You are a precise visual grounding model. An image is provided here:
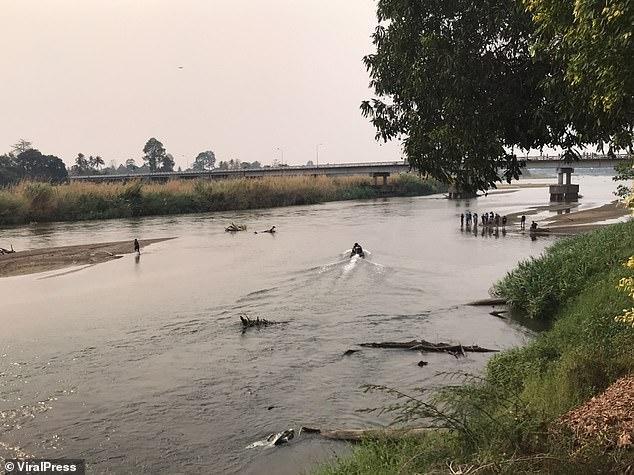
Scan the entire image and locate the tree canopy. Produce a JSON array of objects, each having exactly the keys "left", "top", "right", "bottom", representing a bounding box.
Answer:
[
  {"left": 70, "top": 153, "right": 106, "bottom": 176},
  {"left": 0, "top": 149, "right": 68, "bottom": 185},
  {"left": 142, "top": 138, "right": 168, "bottom": 172},
  {"left": 192, "top": 150, "right": 216, "bottom": 171},
  {"left": 363, "top": 0, "right": 633, "bottom": 191}
]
